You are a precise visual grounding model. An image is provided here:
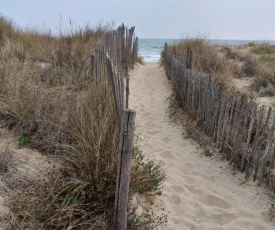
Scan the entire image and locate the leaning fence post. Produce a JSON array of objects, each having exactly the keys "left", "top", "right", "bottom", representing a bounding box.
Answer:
[{"left": 114, "top": 109, "right": 136, "bottom": 230}]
